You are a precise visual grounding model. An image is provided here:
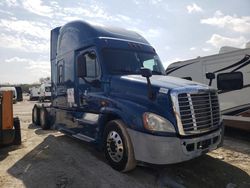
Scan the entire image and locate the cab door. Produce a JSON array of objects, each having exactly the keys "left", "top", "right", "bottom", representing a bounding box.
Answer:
[
  {"left": 75, "top": 48, "right": 103, "bottom": 138},
  {"left": 76, "top": 49, "right": 102, "bottom": 110}
]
